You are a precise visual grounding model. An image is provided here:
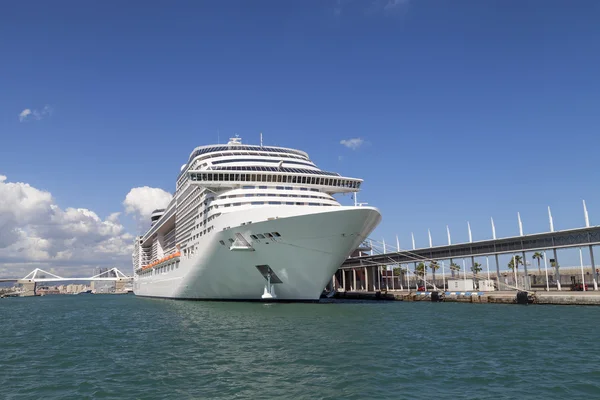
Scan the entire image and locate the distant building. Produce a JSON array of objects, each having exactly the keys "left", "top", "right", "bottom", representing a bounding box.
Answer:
[{"left": 91, "top": 280, "right": 115, "bottom": 293}]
